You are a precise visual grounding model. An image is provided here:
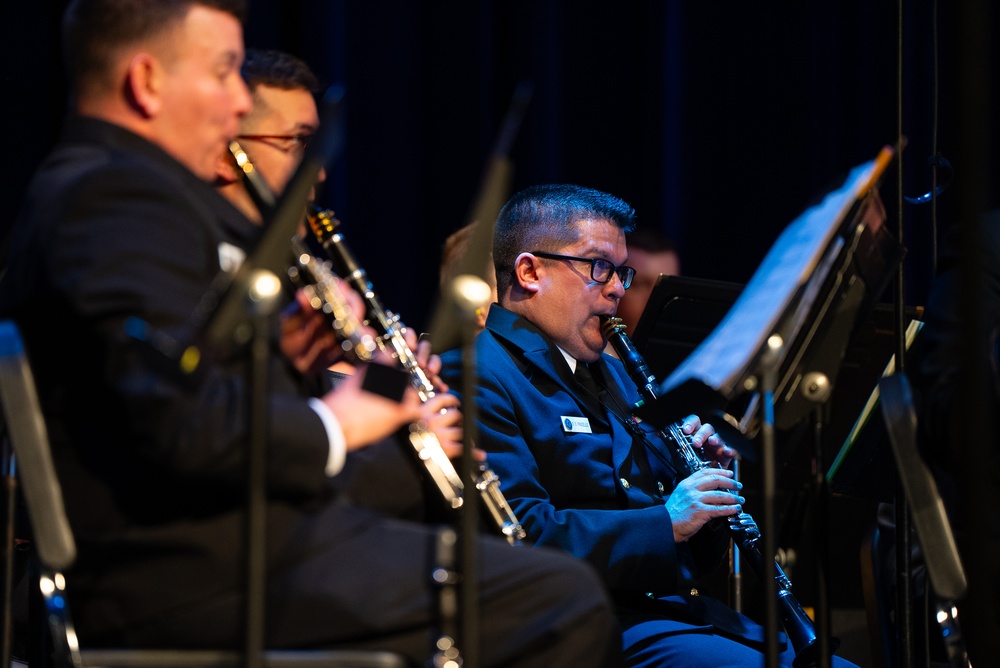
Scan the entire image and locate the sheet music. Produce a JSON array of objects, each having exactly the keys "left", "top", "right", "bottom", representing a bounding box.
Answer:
[{"left": 661, "top": 157, "right": 883, "bottom": 399}]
